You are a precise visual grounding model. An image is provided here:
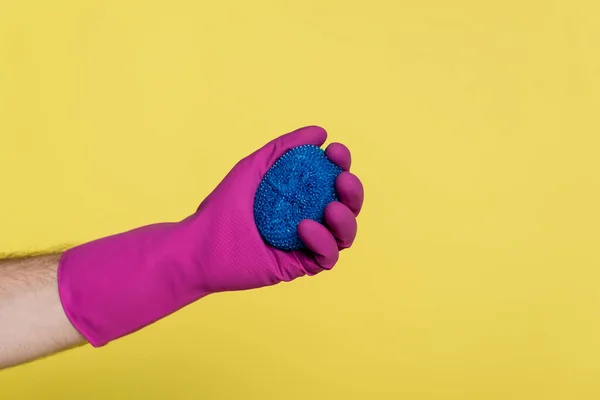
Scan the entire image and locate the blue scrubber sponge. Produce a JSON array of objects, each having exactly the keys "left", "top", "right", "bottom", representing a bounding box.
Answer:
[{"left": 254, "top": 144, "right": 343, "bottom": 251}]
